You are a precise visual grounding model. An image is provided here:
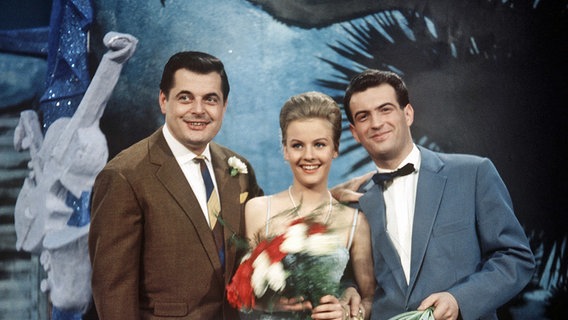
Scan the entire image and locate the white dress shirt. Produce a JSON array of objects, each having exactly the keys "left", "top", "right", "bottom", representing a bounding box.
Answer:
[
  {"left": 378, "top": 144, "right": 421, "bottom": 284},
  {"left": 162, "top": 125, "right": 220, "bottom": 227}
]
